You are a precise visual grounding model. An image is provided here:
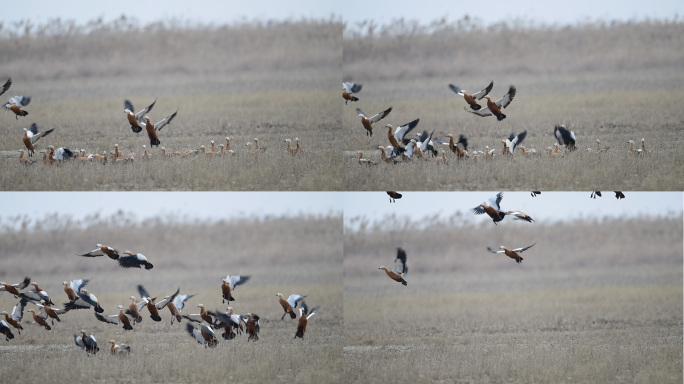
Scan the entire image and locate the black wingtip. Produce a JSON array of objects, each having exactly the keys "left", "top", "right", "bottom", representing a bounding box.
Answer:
[{"left": 130, "top": 125, "right": 142, "bottom": 133}]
